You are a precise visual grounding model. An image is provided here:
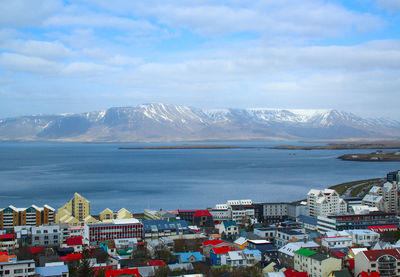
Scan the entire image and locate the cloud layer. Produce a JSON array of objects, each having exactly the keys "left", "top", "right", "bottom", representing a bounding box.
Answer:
[{"left": 0, "top": 0, "right": 399, "bottom": 118}]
